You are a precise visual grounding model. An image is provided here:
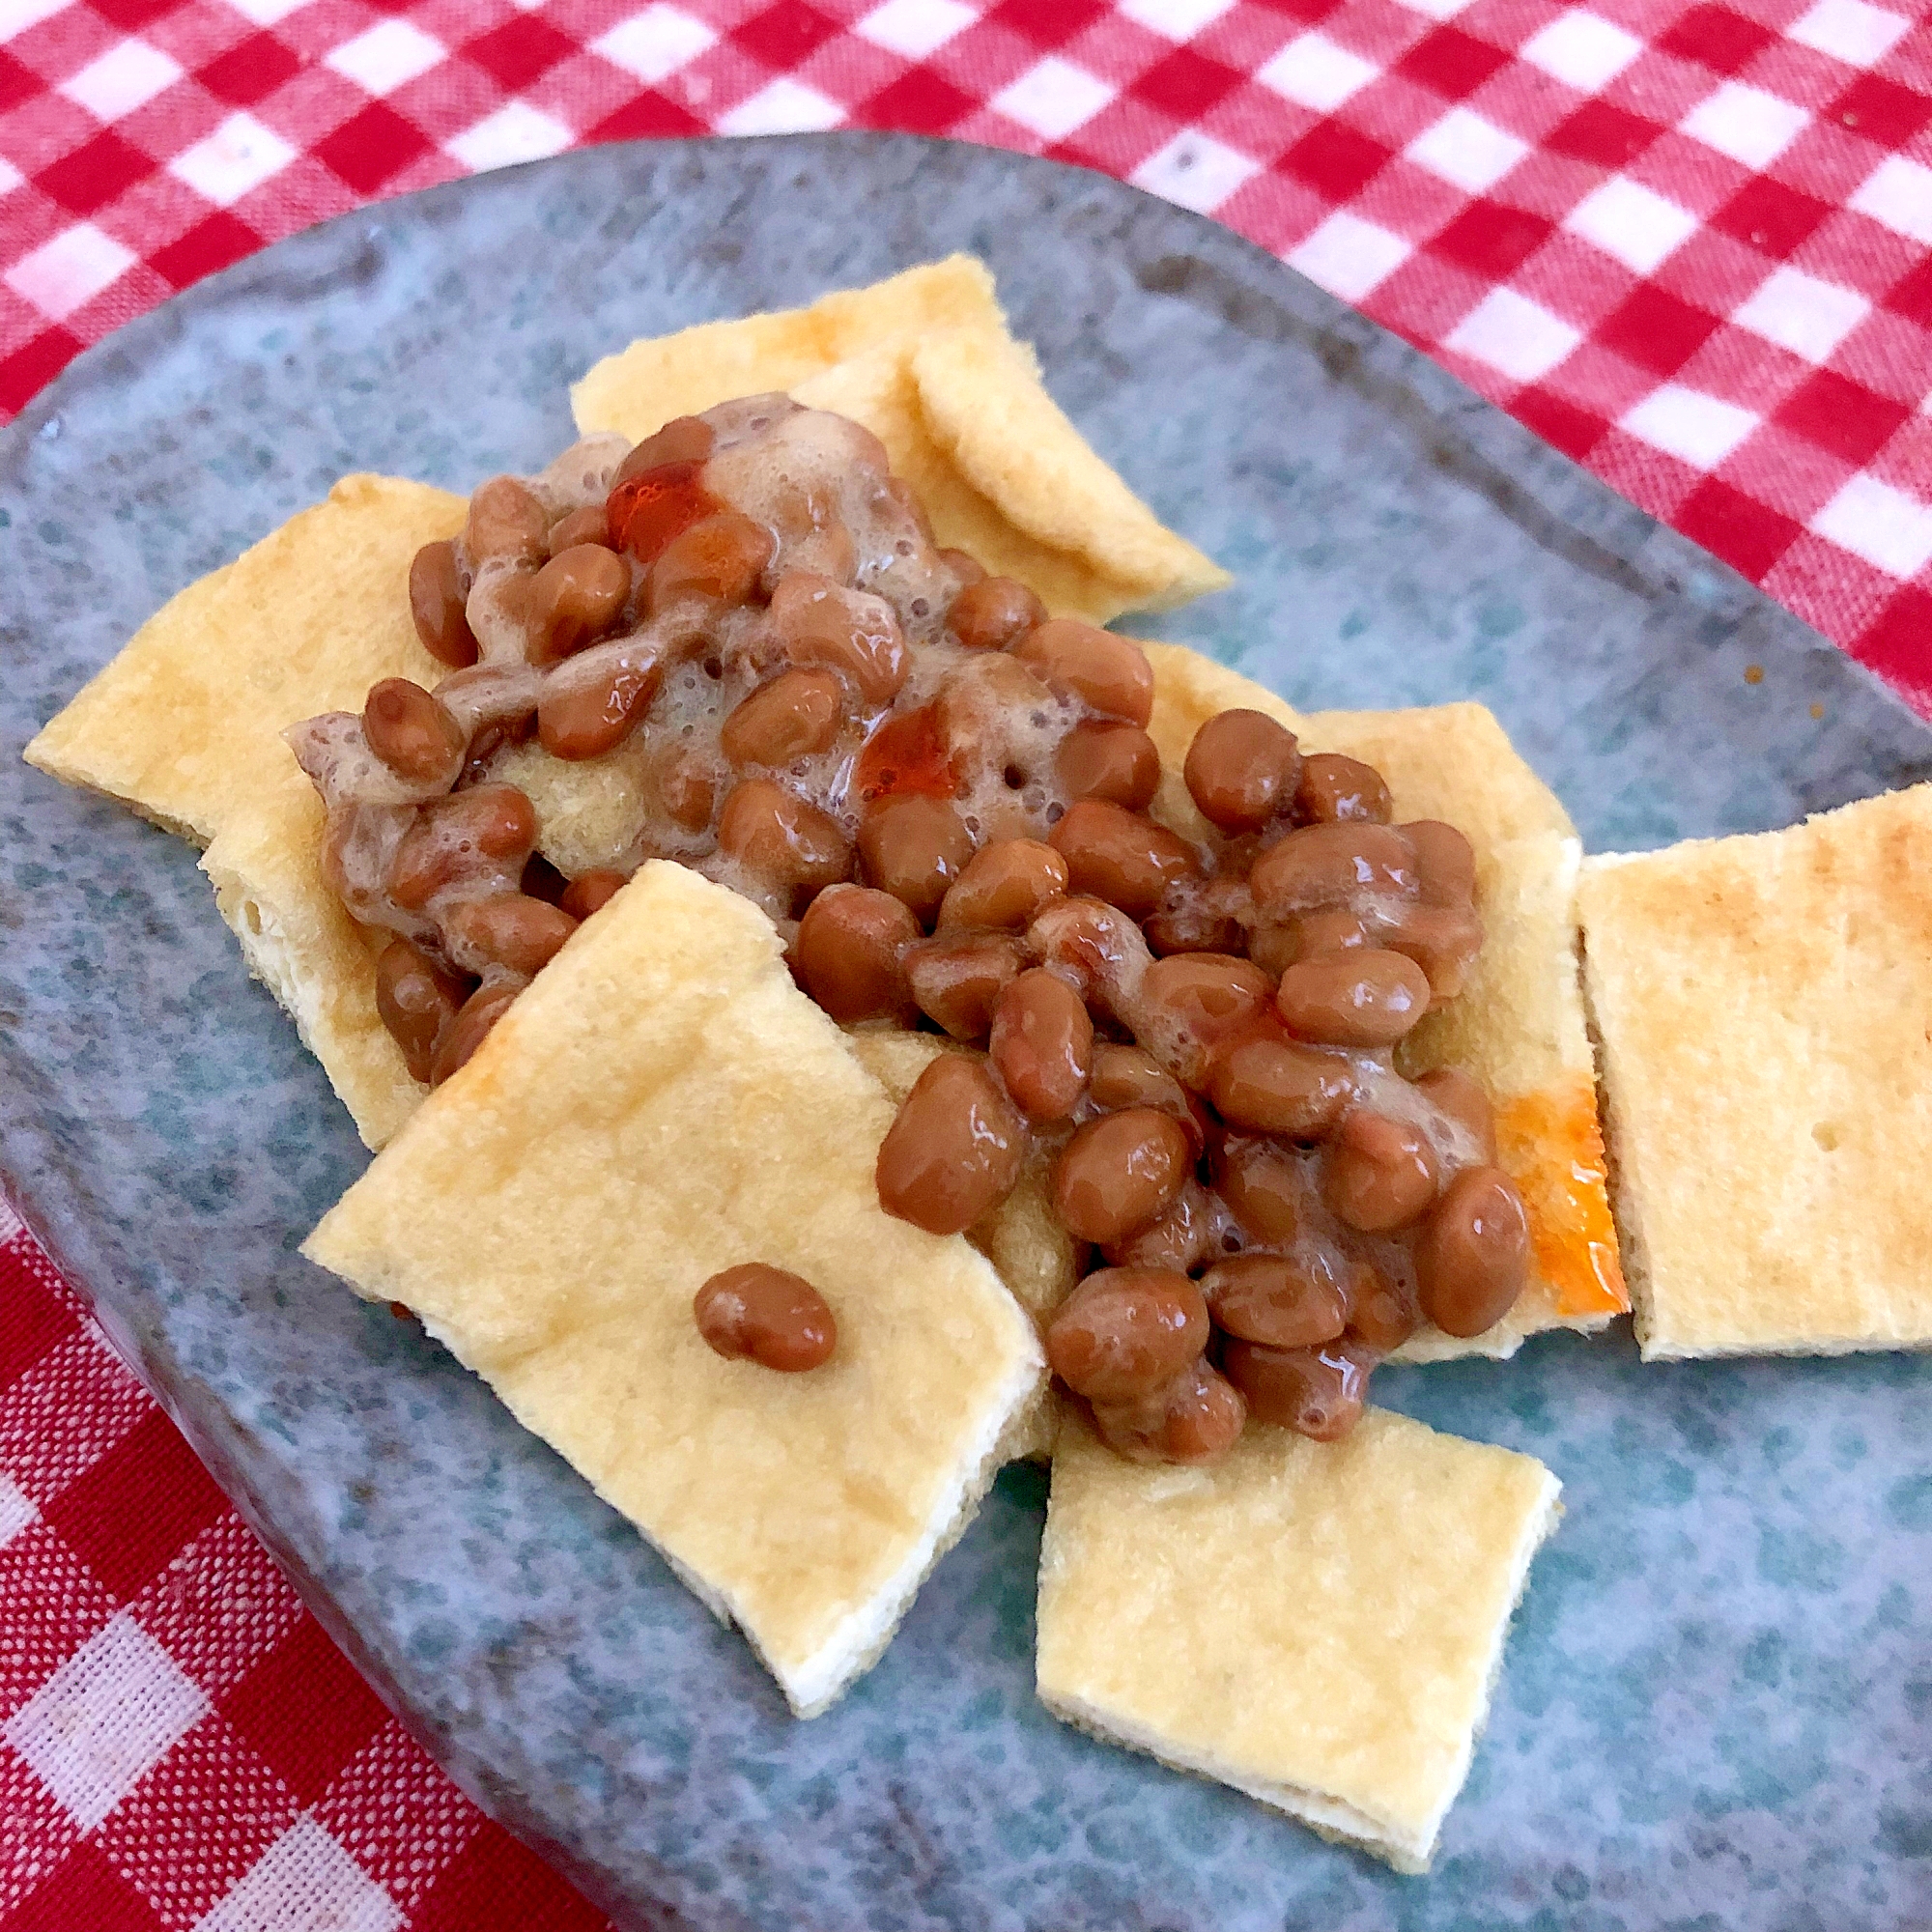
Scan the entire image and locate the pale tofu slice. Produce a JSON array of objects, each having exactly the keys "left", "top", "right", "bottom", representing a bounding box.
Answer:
[
  {"left": 304, "top": 862, "right": 1044, "bottom": 1716},
  {"left": 1141, "top": 644, "right": 1629, "bottom": 1359},
  {"left": 1036, "top": 1410, "right": 1561, "bottom": 1872},
  {"left": 1577, "top": 785, "right": 1932, "bottom": 1359},
  {"left": 23, "top": 475, "right": 465, "bottom": 1148},
  {"left": 570, "top": 256, "right": 1229, "bottom": 625}
]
